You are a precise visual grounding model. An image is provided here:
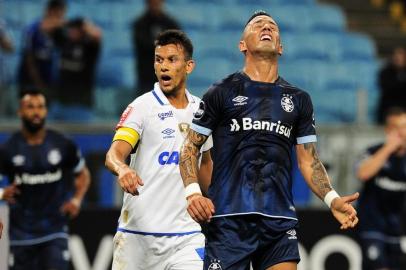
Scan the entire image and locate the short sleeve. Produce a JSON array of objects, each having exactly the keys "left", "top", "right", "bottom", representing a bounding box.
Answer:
[
  {"left": 65, "top": 139, "right": 85, "bottom": 174},
  {"left": 191, "top": 86, "right": 222, "bottom": 136},
  {"left": 116, "top": 98, "right": 146, "bottom": 137},
  {"left": 201, "top": 135, "right": 213, "bottom": 153},
  {"left": 296, "top": 92, "right": 317, "bottom": 144}
]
